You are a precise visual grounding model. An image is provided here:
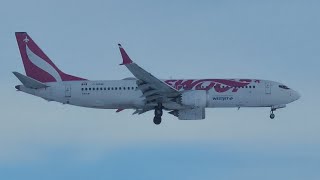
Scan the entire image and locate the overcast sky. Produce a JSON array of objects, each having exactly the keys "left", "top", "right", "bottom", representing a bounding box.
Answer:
[{"left": 1, "top": 0, "right": 319, "bottom": 179}]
